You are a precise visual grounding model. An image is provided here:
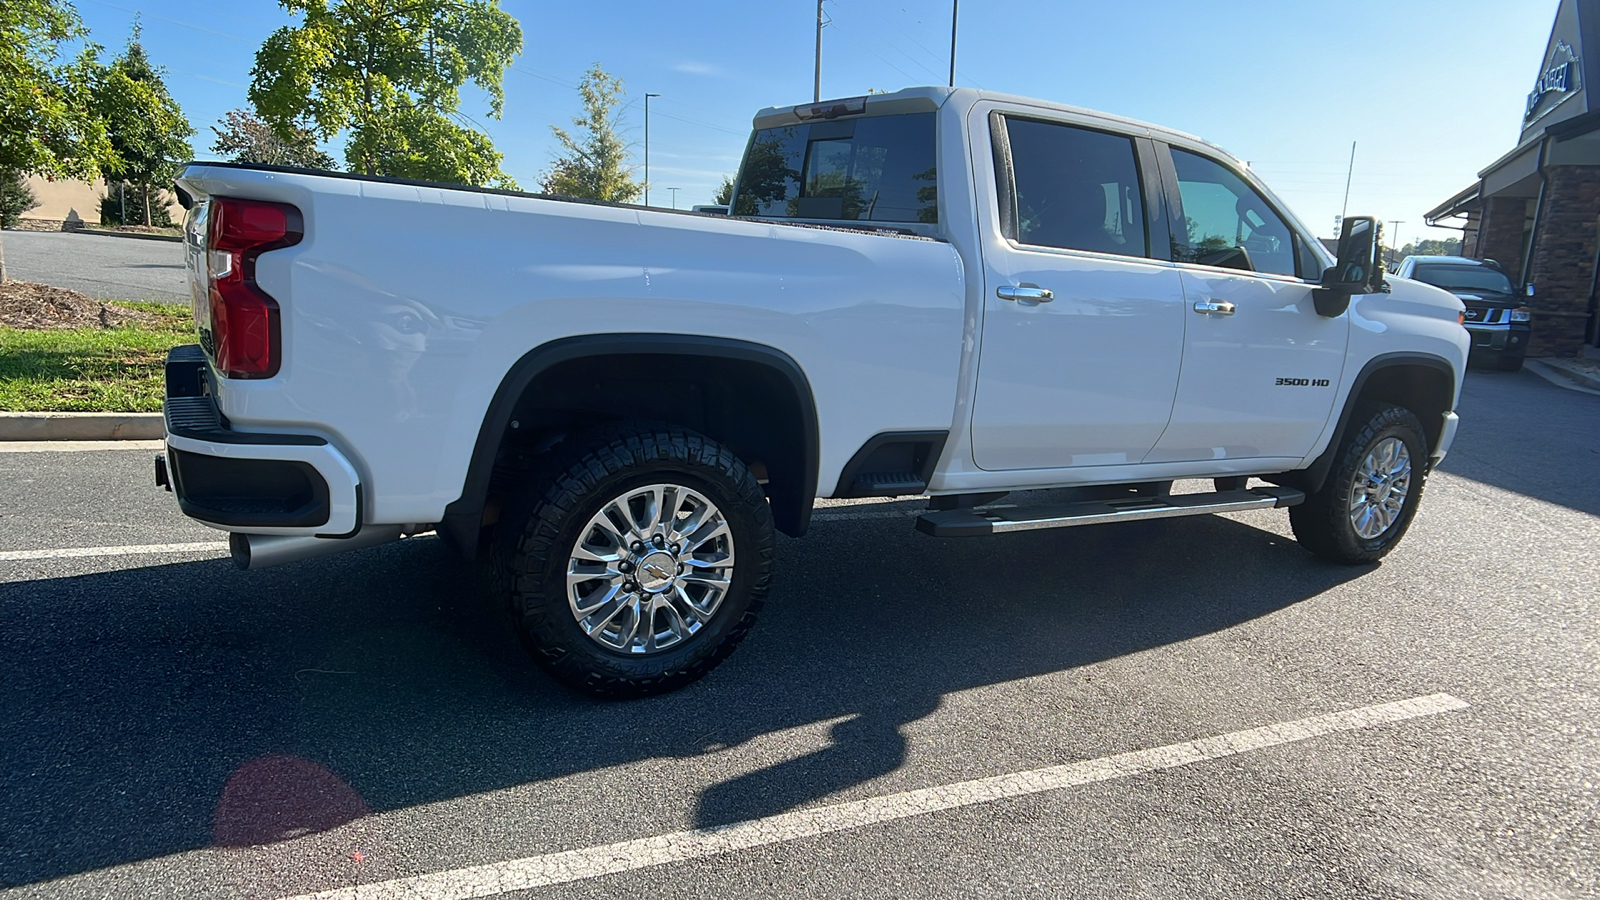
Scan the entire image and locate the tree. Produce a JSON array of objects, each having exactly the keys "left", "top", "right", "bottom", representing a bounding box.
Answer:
[
  {"left": 539, "top": 64, "right": 640, "bottom": 203},
  {"left": 211, "top": 108, "right": 336, "bottom": 170},
  {"left": 91, "top": 27, "right": 195, "bottom": 225},
  {"left": 713, "top": 175, "right": 734, "bottom": 206},
  {"left": 0, "top": 0, "right": 114, "bottom": 180},
  {"left": 1, "top": 170, "right": 40, "bottom": 228},
  {"left": 250, "top": 0, "right": 522, "bottom": 188}
]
